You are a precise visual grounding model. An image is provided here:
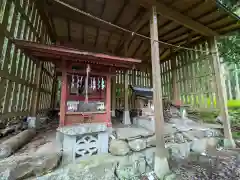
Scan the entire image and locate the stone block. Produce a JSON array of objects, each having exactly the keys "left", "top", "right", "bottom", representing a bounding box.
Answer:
[
  {"left": 109, "top": 139, "right": 130, "bottom": 156},
  {"left": 128, "top": 139, "right": 147, "bottom": 151},
  {"left": 58, "top": 123, "right": 109, "bottom": 165}
]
